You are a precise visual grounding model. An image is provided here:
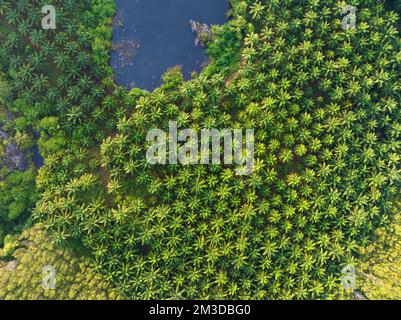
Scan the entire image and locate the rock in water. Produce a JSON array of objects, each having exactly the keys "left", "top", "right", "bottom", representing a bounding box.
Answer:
[
  {"left": 0, "top": 130, "right": 27, "bottom": 172},
  {"left": 189, "top": 20, "right": 214, "bottom": 47}
]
